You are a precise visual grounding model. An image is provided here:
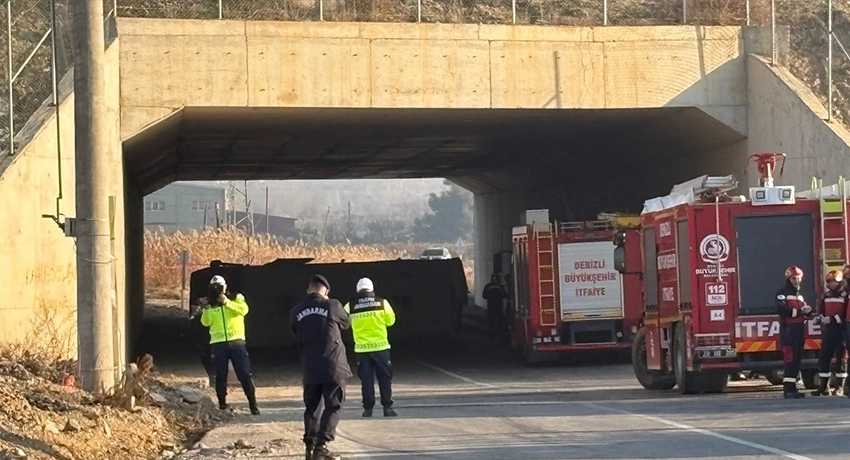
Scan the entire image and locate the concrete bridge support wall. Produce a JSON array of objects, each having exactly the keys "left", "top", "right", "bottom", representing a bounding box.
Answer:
[{"left": 0, "top": 42, "right": 125, "bottom": 358}]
